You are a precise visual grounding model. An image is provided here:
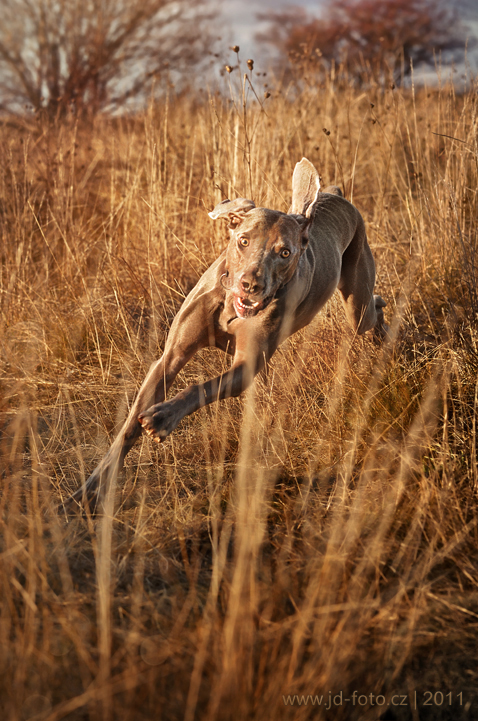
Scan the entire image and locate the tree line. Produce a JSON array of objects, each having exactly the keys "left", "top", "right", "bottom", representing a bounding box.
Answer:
[{"left": 0, "top": 0, "right": 474, "bottom": 118}]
